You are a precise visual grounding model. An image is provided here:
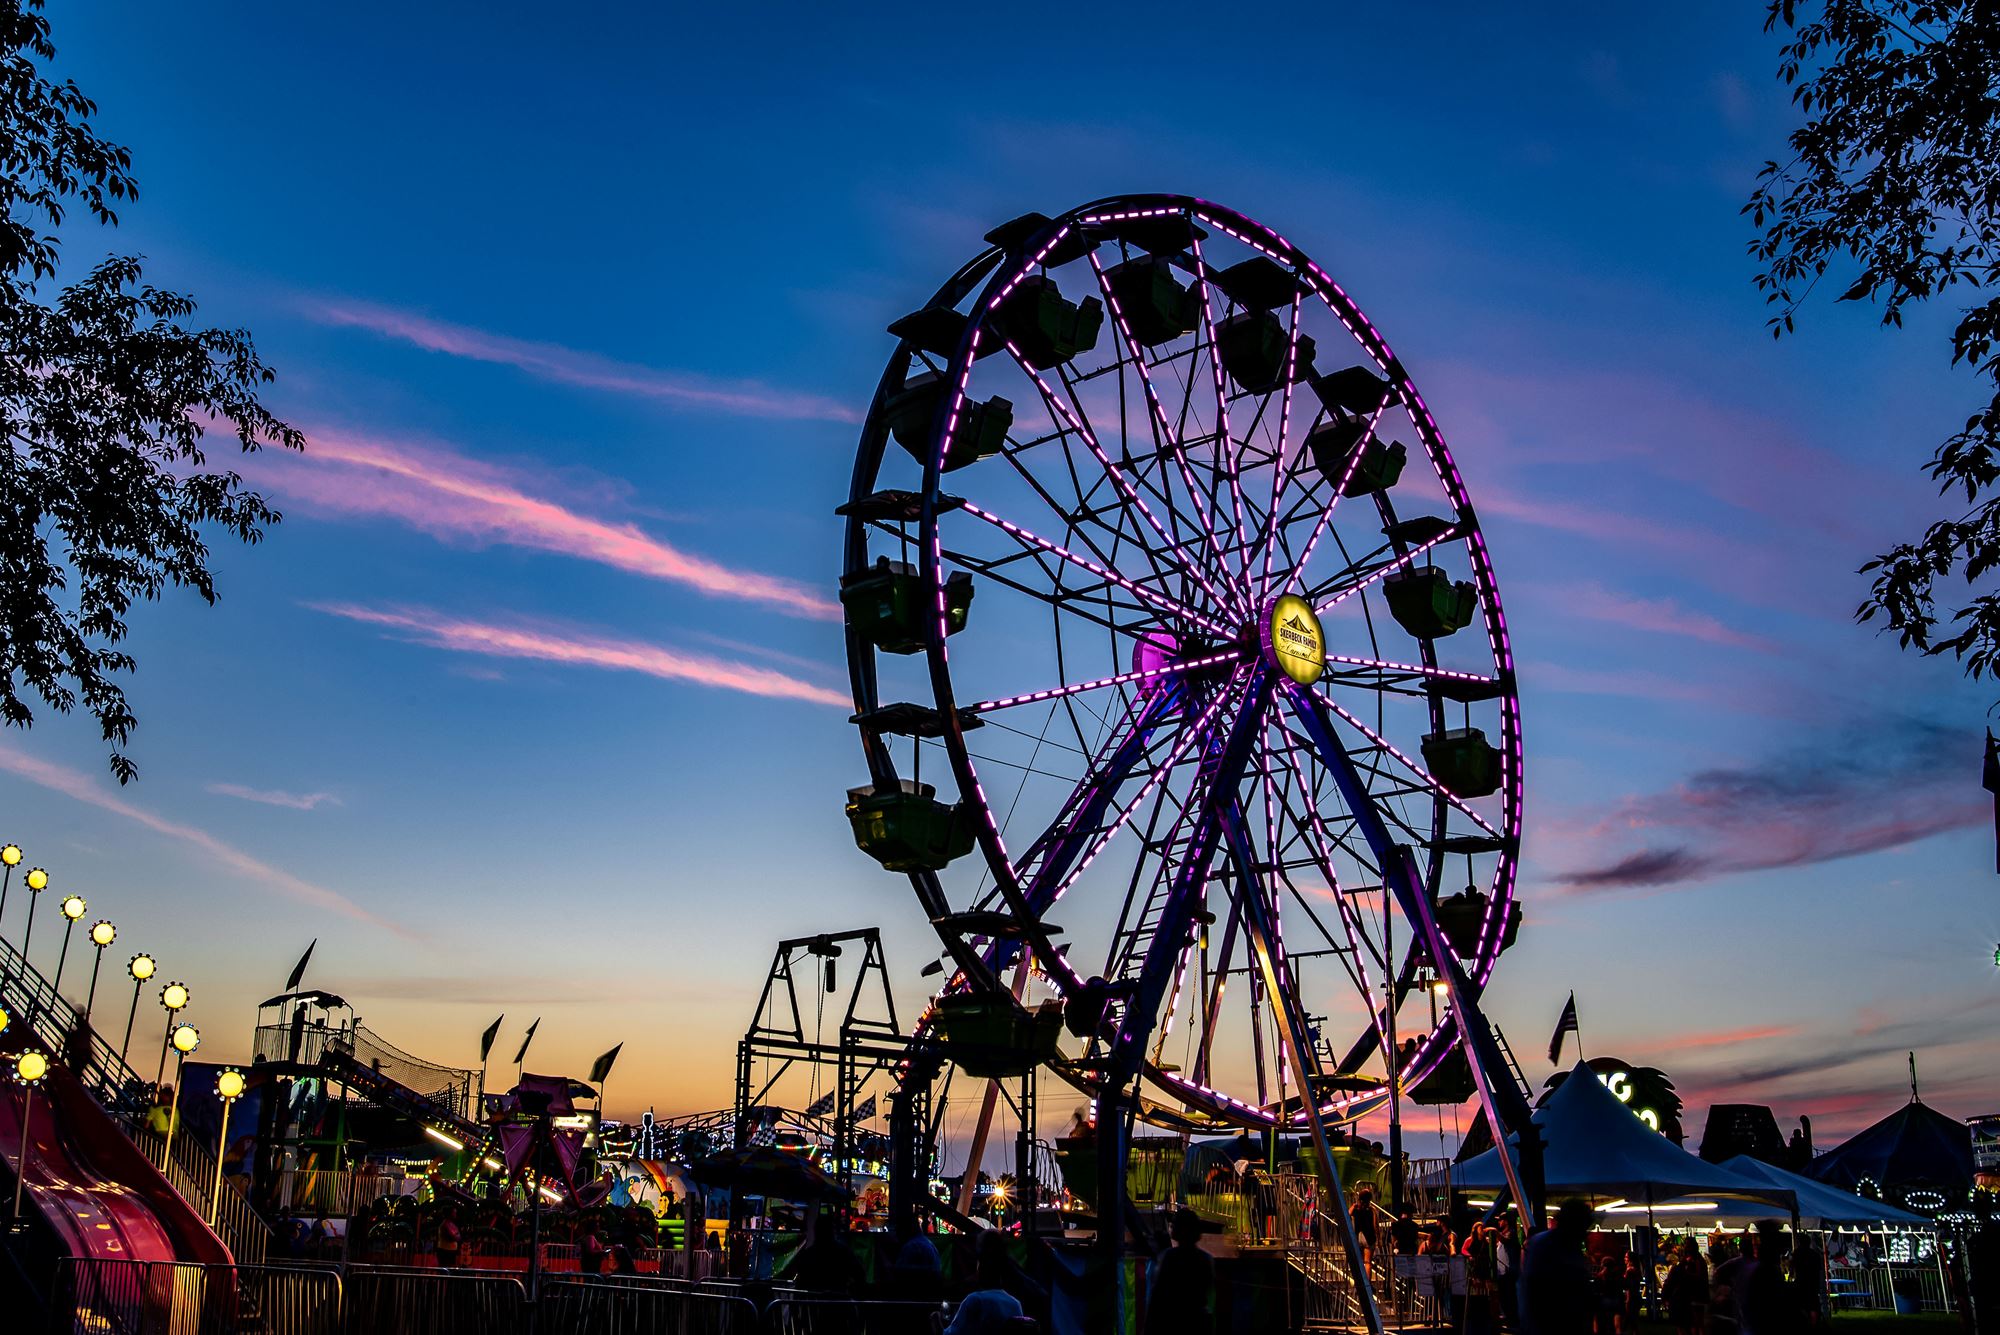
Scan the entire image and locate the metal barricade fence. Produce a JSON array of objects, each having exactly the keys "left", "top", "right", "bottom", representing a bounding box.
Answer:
[
  {"left": 764, "top": 1296, "right": 955, "bottom": 1335},
  {"left": 542, "top": 1277, "right": 762, "bottom": 1335},
  {"left": 342, "top": 1265, "right": 528, "bottom": 1335},
  {"left": 48, "top": 1257, "right": 343, "bottom": 1335},
  {"left": 1828, "top": 1262, "right": 1953, "bottom": 1313}
]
